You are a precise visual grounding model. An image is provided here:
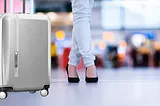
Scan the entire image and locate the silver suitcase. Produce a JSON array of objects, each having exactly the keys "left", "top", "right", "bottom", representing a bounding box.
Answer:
[{"left": 0, "top": 0, "right": 51, "bottom": 100}]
